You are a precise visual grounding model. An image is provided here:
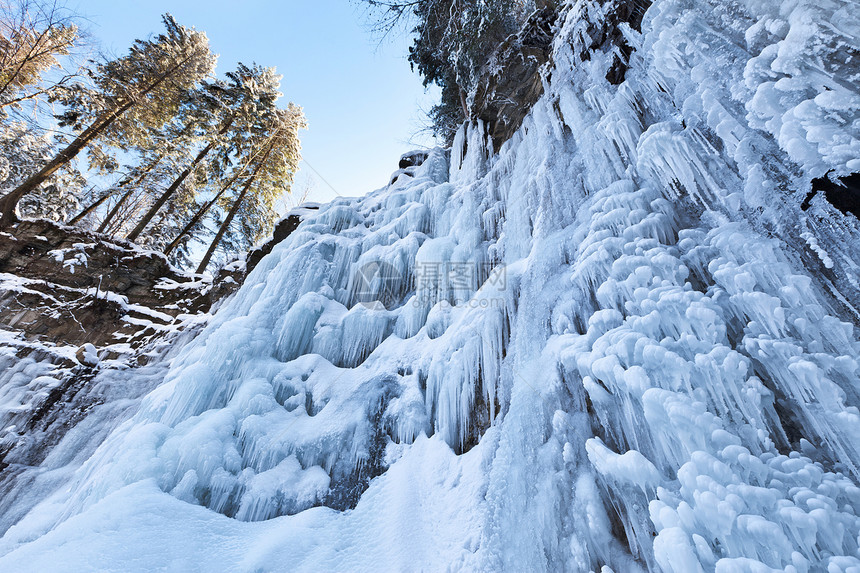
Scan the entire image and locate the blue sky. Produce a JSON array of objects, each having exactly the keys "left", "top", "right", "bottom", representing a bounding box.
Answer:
[{"left": 74, "top": 0, "right": 440, "bottom": 208}]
